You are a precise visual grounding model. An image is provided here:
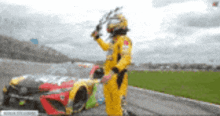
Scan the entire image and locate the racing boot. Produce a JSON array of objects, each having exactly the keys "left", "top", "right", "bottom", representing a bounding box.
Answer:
[
  {"left": 121, "top": 96, "right": 128, "bottom": 116},
  {"left": 122, "top": 96, "right": 137, "bottom": 116},
  {"left": 121, "top": 96, "right": 127, "bottom": 106}
]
